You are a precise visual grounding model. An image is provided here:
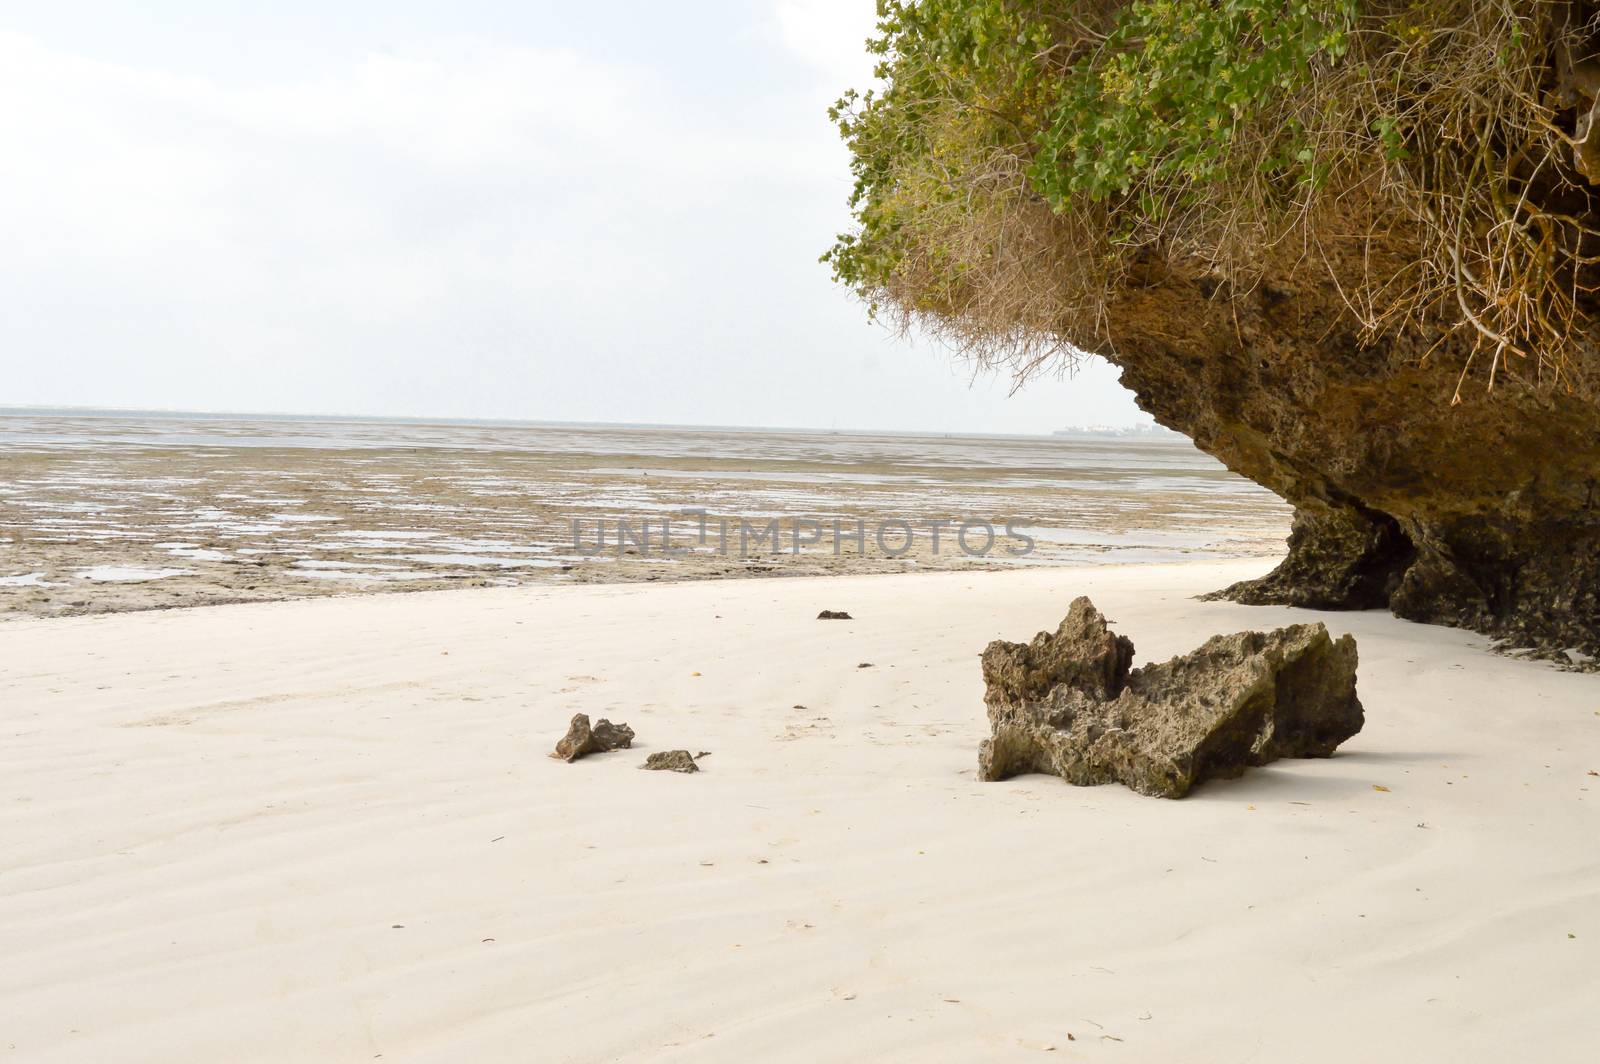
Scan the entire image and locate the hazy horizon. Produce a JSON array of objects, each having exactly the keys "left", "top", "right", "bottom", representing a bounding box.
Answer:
[
  {"left": 1, "top": 1, "right": 1150, "bottom": 433},
  {"left": 0, "top": 402, "right": 1172, "bottom": 438}
]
